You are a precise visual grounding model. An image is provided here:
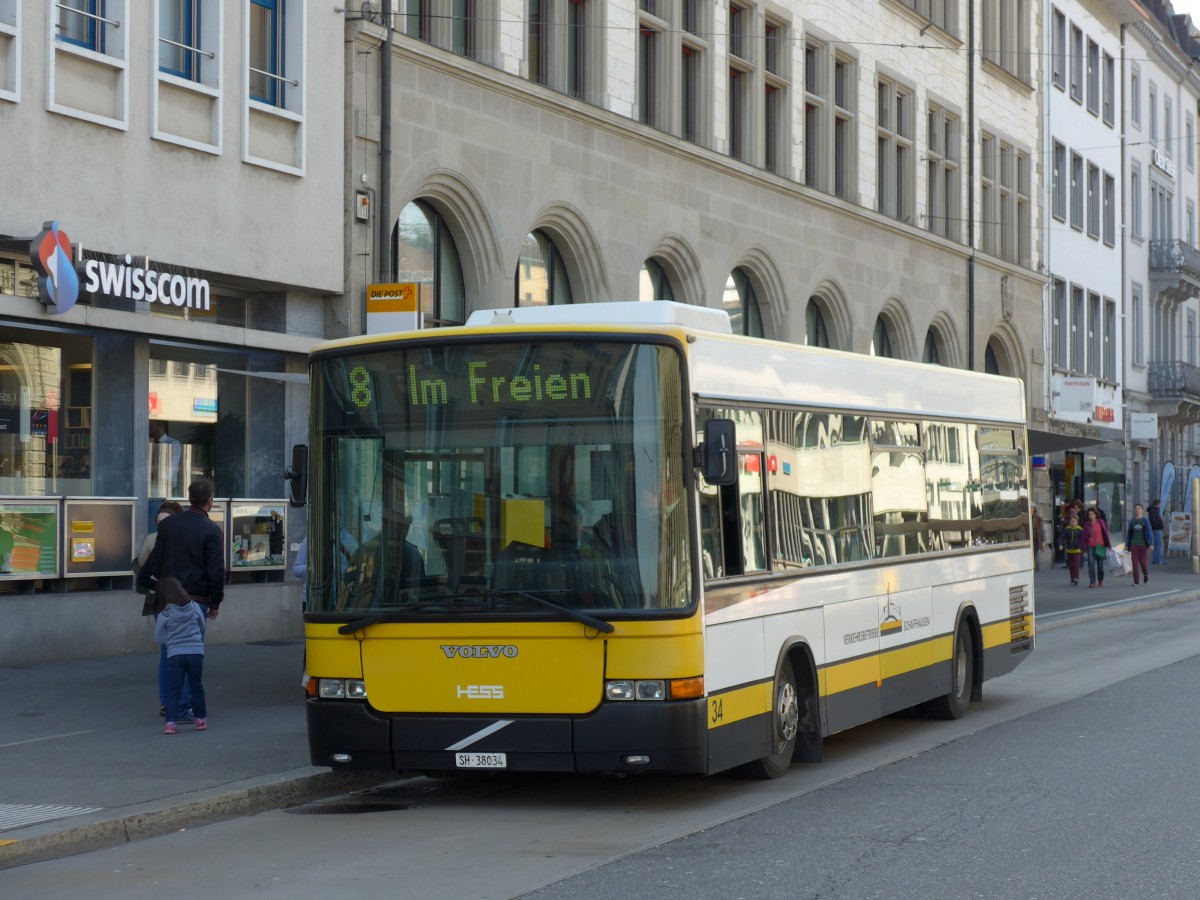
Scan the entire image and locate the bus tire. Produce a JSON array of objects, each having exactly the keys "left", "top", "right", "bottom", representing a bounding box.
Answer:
[
  {"left": 737, "top": 658, "right": 799, "bottom": 779},
  {"left": 927, "top": 620, "right": 974, "bottom": 720}
]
